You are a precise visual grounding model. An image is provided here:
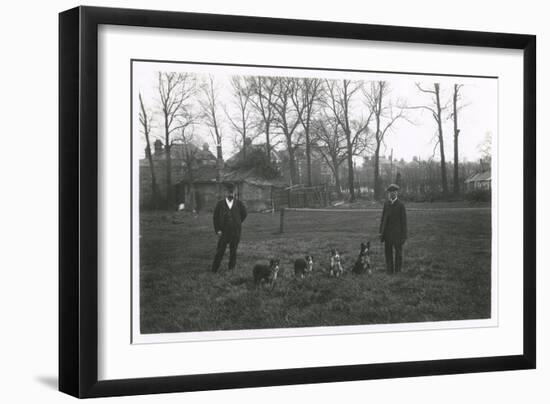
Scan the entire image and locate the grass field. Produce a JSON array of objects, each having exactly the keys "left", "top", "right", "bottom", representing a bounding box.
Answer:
[{"left": 139, "top": 205, "right": 491, "bottom": 334}]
